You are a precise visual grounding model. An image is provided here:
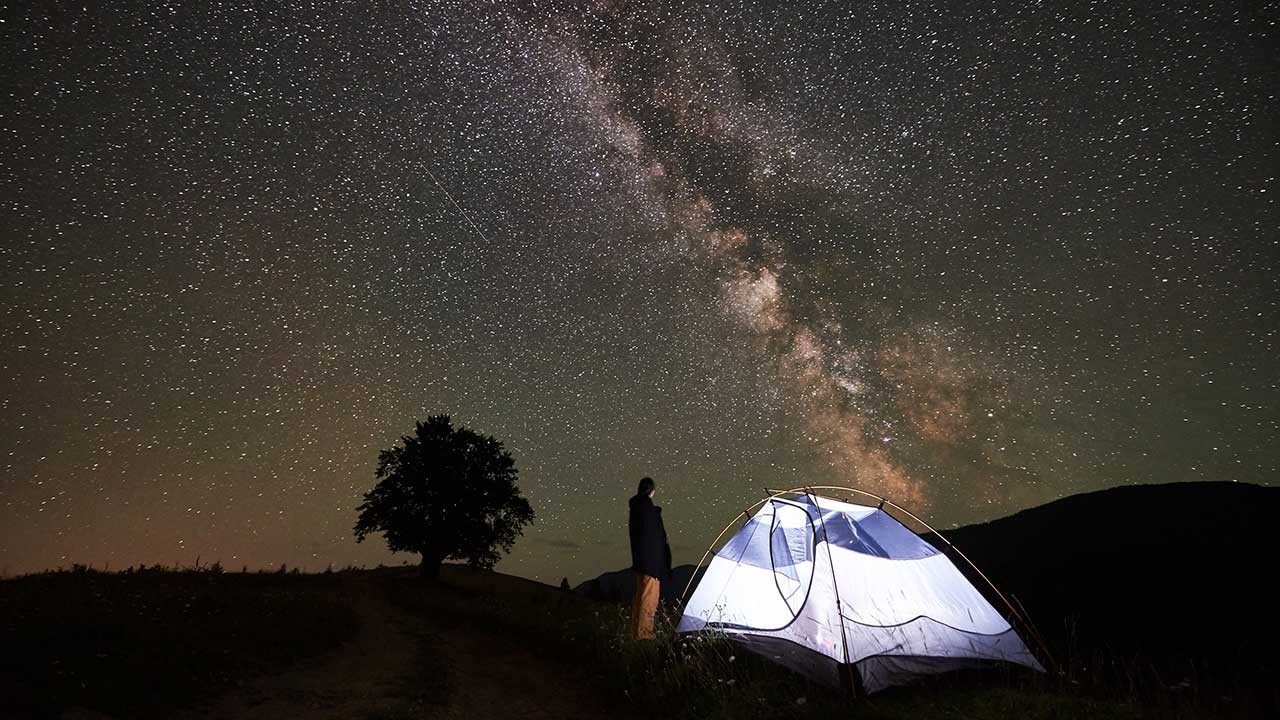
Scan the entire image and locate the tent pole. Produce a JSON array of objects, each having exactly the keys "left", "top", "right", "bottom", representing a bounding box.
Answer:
[
  {"left": 681, "top": 484, "right": 1056, "bottom": 680},
  {"left": 804, "top": 486, "right": 859, "bottom": 699},
  {"left": 768, "top": 484, "right": 1058, "bottom": 671},
  {"left": 676, "top": 497, "right": 772, "bottom": 611},
  {"left": 679, "top": 485, "right": 847, "bottom": 612}
]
